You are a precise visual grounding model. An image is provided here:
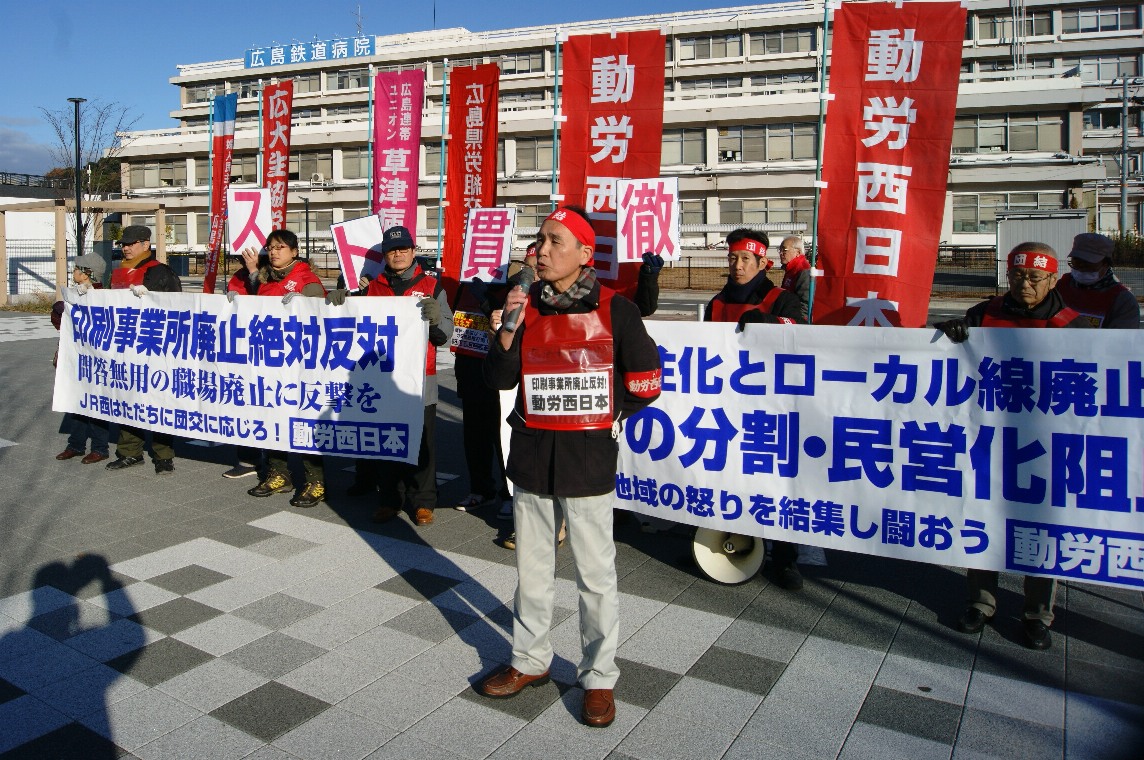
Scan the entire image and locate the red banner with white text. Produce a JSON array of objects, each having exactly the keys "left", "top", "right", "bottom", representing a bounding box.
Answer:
[
  {"left": 813, "top": 1, "right": 966, "bottom": 327},
  {"left": 558, "top": 30, "right": 665, "bottom": 299},
  {"left": 372, "top": 70, "right": 424, "bottom": 238},
  {"left": 204, "top": 93, "right": 237, "bottom": 294},
  {"left": 442, "top": 63, "right": 500, "bottom": 300},
  {"left": 261, "top": 81, "right": 293, "bottom": 232}
]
